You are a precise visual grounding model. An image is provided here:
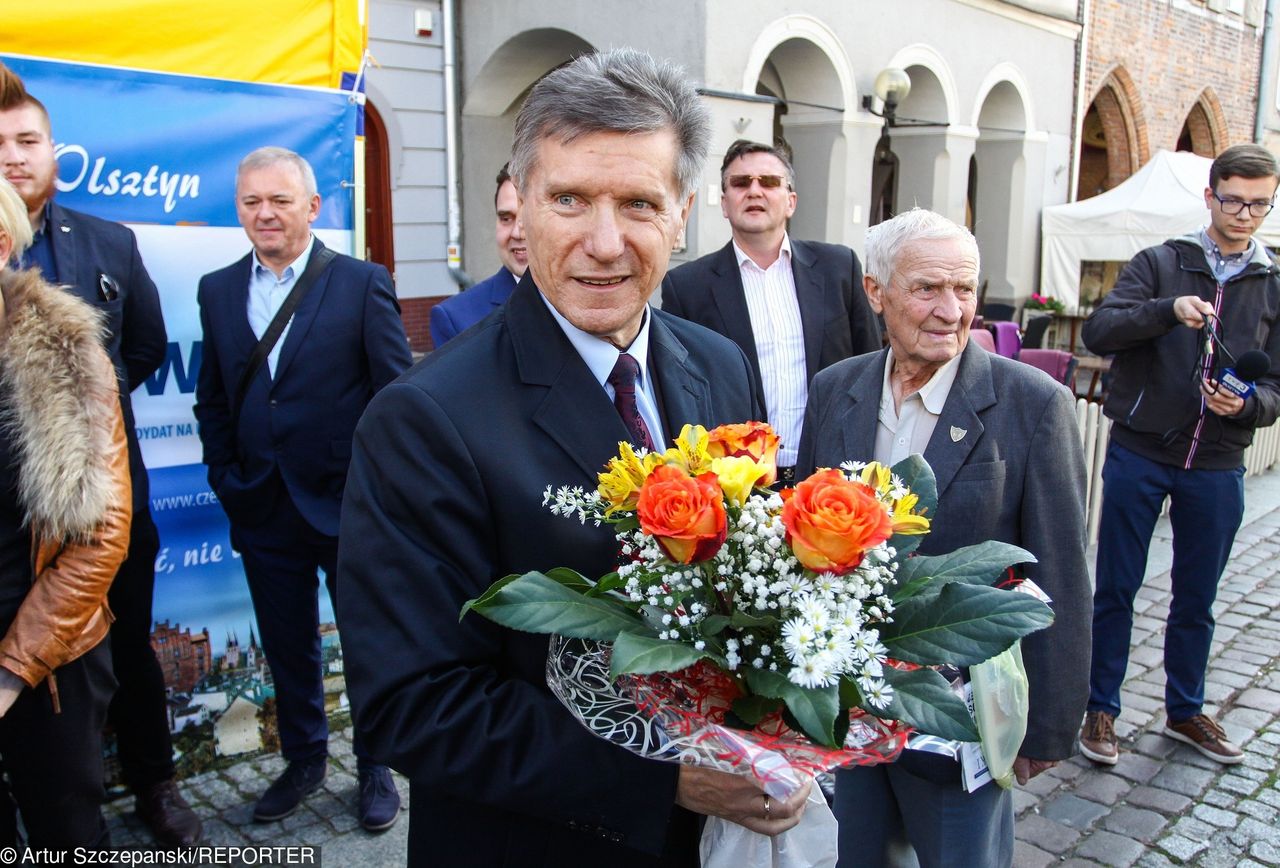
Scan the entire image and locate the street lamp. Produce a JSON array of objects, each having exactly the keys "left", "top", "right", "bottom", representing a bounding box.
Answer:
[{"left": 862, "top": 67, "right": 912, "bottom": 129}]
